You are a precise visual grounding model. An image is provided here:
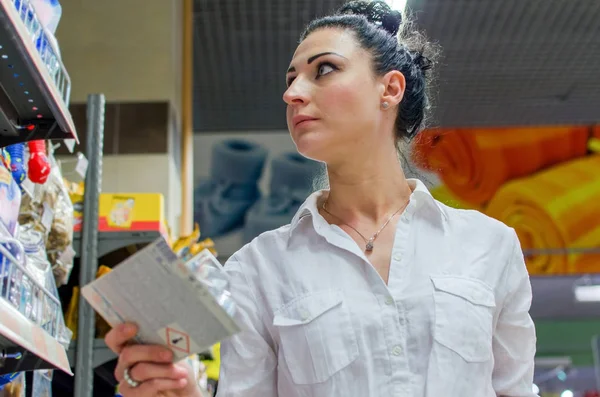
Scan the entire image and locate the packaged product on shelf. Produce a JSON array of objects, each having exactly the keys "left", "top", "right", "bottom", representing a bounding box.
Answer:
[
  {"left": 27, "top": 141, "right": 51, "bottom": 185},
  {"left": 13, "top": 213, "right": 54, "bottom": 330},
  {"left": 4, "top": 144, "right": 26, "bottom": 188},
  {"left": 31, "top": 370, "right": 52, "bottom": 397},
  {"left": 18, "top": 182, "right": 53, "bottom": 240},
  {"left": 172, "top": 223, "right": 217, "bottom": 261},
  {"left": 29, "top": 0, "right": 62, "bottom": 35},
  {"left": 0, "top": 155, "right": 22, "bottom": 237},
  {"left": 0, "top": 372, "right": 25, "bottom": 397},
  {"left": 172, "top": 224, "right": 202, "bottom": 257},
  {"left": 45, "top": 162, "right": 74, "bottom": 287},
  {"left": 18, "top": 153, "right": 75, "bottom": 286},
  {"left": 0, "top": 232, "right": 28, "bottom": 314}
]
